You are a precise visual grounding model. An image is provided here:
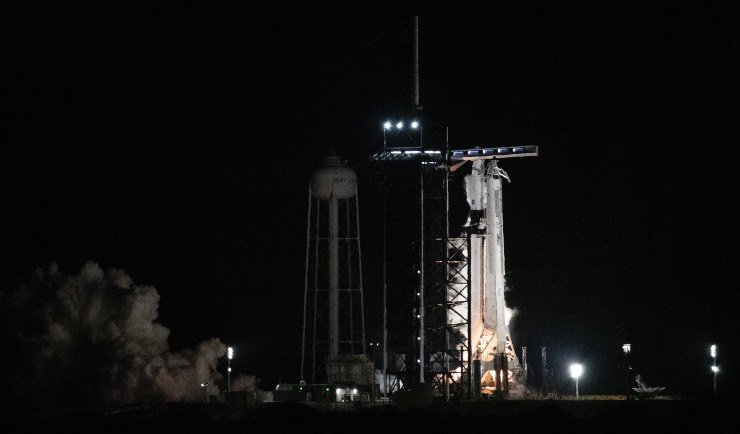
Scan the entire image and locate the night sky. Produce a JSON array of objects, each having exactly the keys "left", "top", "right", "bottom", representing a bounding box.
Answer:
[{"left": 3, "top": 3, "right": 737, "bottom": 398}]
